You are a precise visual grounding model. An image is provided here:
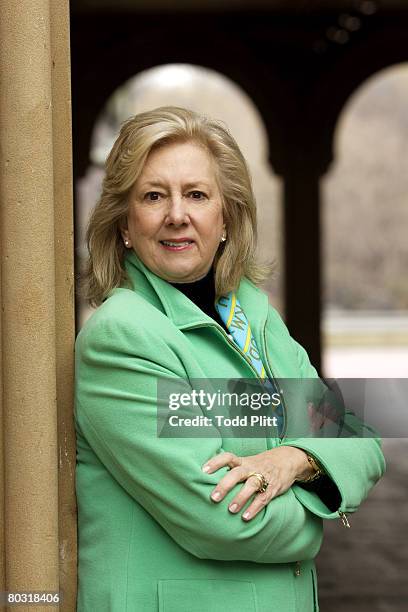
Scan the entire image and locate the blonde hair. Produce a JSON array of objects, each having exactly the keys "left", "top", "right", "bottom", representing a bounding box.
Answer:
[{"left": 80, "top": 106, "right": 274, "bottom": 306}]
